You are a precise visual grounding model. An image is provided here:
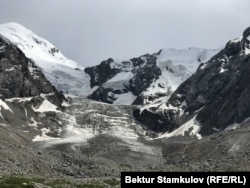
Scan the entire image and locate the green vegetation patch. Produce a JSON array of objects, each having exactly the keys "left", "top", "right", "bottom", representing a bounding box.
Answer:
[
  {"left": 0, "top": 176, "right": 120, "bottom": 188},
  {"left": 103, "top": 178, "right": 120, "bottom": 186},
  {"left": 0, "top": 176, "right": 36, "bottom": 188}
]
